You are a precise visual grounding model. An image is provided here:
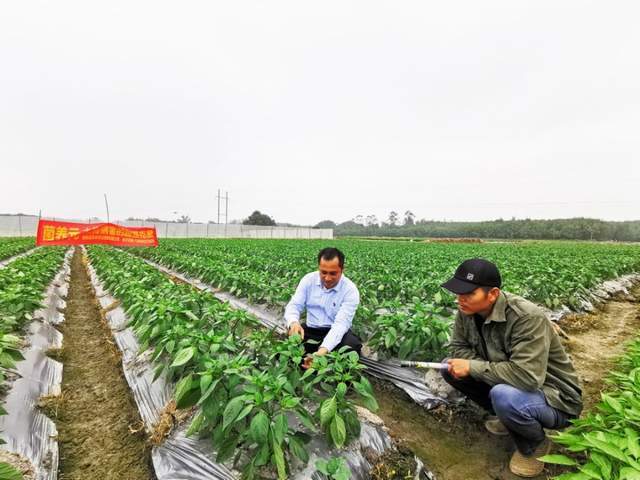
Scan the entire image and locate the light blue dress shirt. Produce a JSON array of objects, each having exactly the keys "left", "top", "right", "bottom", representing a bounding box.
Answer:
[{"left": 284, "top": 271, "right": 360, "bottom": 352}]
